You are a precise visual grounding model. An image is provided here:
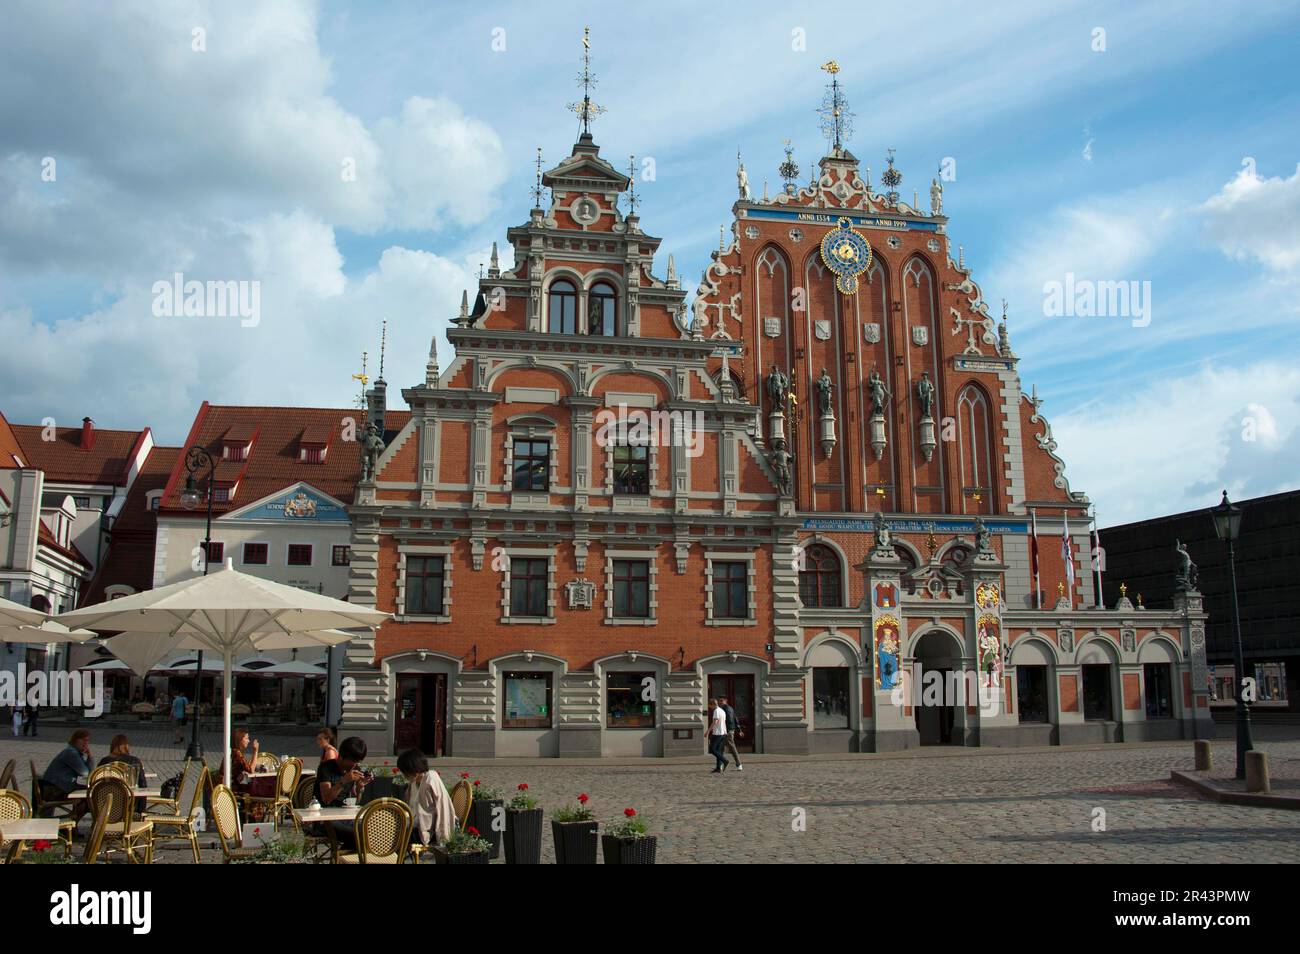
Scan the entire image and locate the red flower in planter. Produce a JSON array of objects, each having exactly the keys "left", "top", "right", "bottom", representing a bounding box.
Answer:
[
  {"left": 32, "top": 839, "right": 52, "bottom": 851},
  {"left": 473, "top": 779, "right": 481, "bottom": 786},
  {"left": 459, "top": 771, "right": 470, "bottom": 779},
  {"left": 624, "top": 808, "right": 637, "bottom": 818},
  {"left": 467, "top": 826, "right": 480, "bottom": 836},
  {"left": 578, "top": 793, "right": 589, "bottom": 804},
  {"left": 517, "top": 783, "right": 529, "bottom": 791}
]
